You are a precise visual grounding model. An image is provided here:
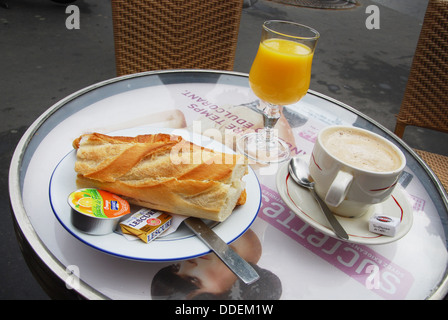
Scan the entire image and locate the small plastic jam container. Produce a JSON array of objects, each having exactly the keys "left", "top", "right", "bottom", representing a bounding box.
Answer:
[{"left": 68, "top": 188, "right": 131, "bottom": 235}]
